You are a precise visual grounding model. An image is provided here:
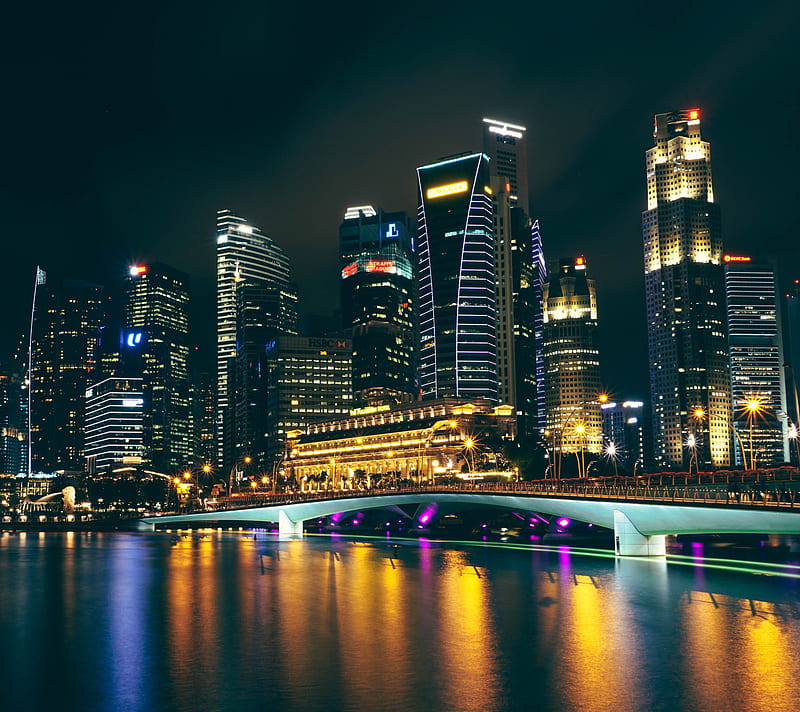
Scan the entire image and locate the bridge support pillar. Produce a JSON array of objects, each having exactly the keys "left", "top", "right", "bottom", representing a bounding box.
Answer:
[
  {"left": 278, "top": 510, "right": 304, "bottom": 538},
  {"left": 614, "top": 510, "right": 666, "bottom": 557}
]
